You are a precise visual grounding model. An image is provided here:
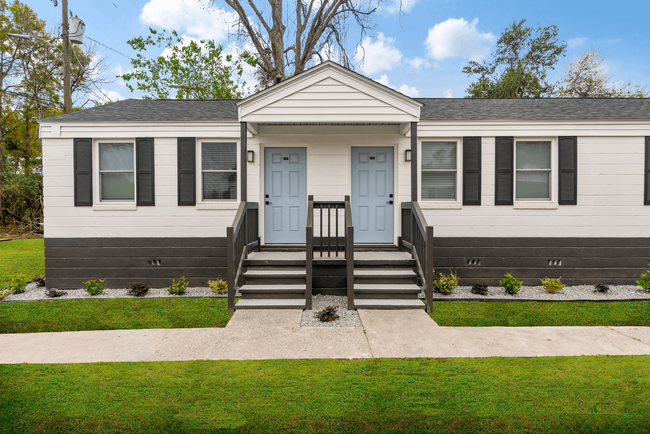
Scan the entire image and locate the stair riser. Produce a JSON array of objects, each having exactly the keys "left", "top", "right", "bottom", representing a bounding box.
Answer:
[
  {"left": 354, "top": 277, "right": 417, "bottom": 285},
  {"left": 241, "top": 293, "right": 306, "bottom": 300},
  {"left": 245, "top": 277, "right": 306, "bottom": 285},
  {"left": 354, "top": 293, "right": 419, "bottom": 300}
]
